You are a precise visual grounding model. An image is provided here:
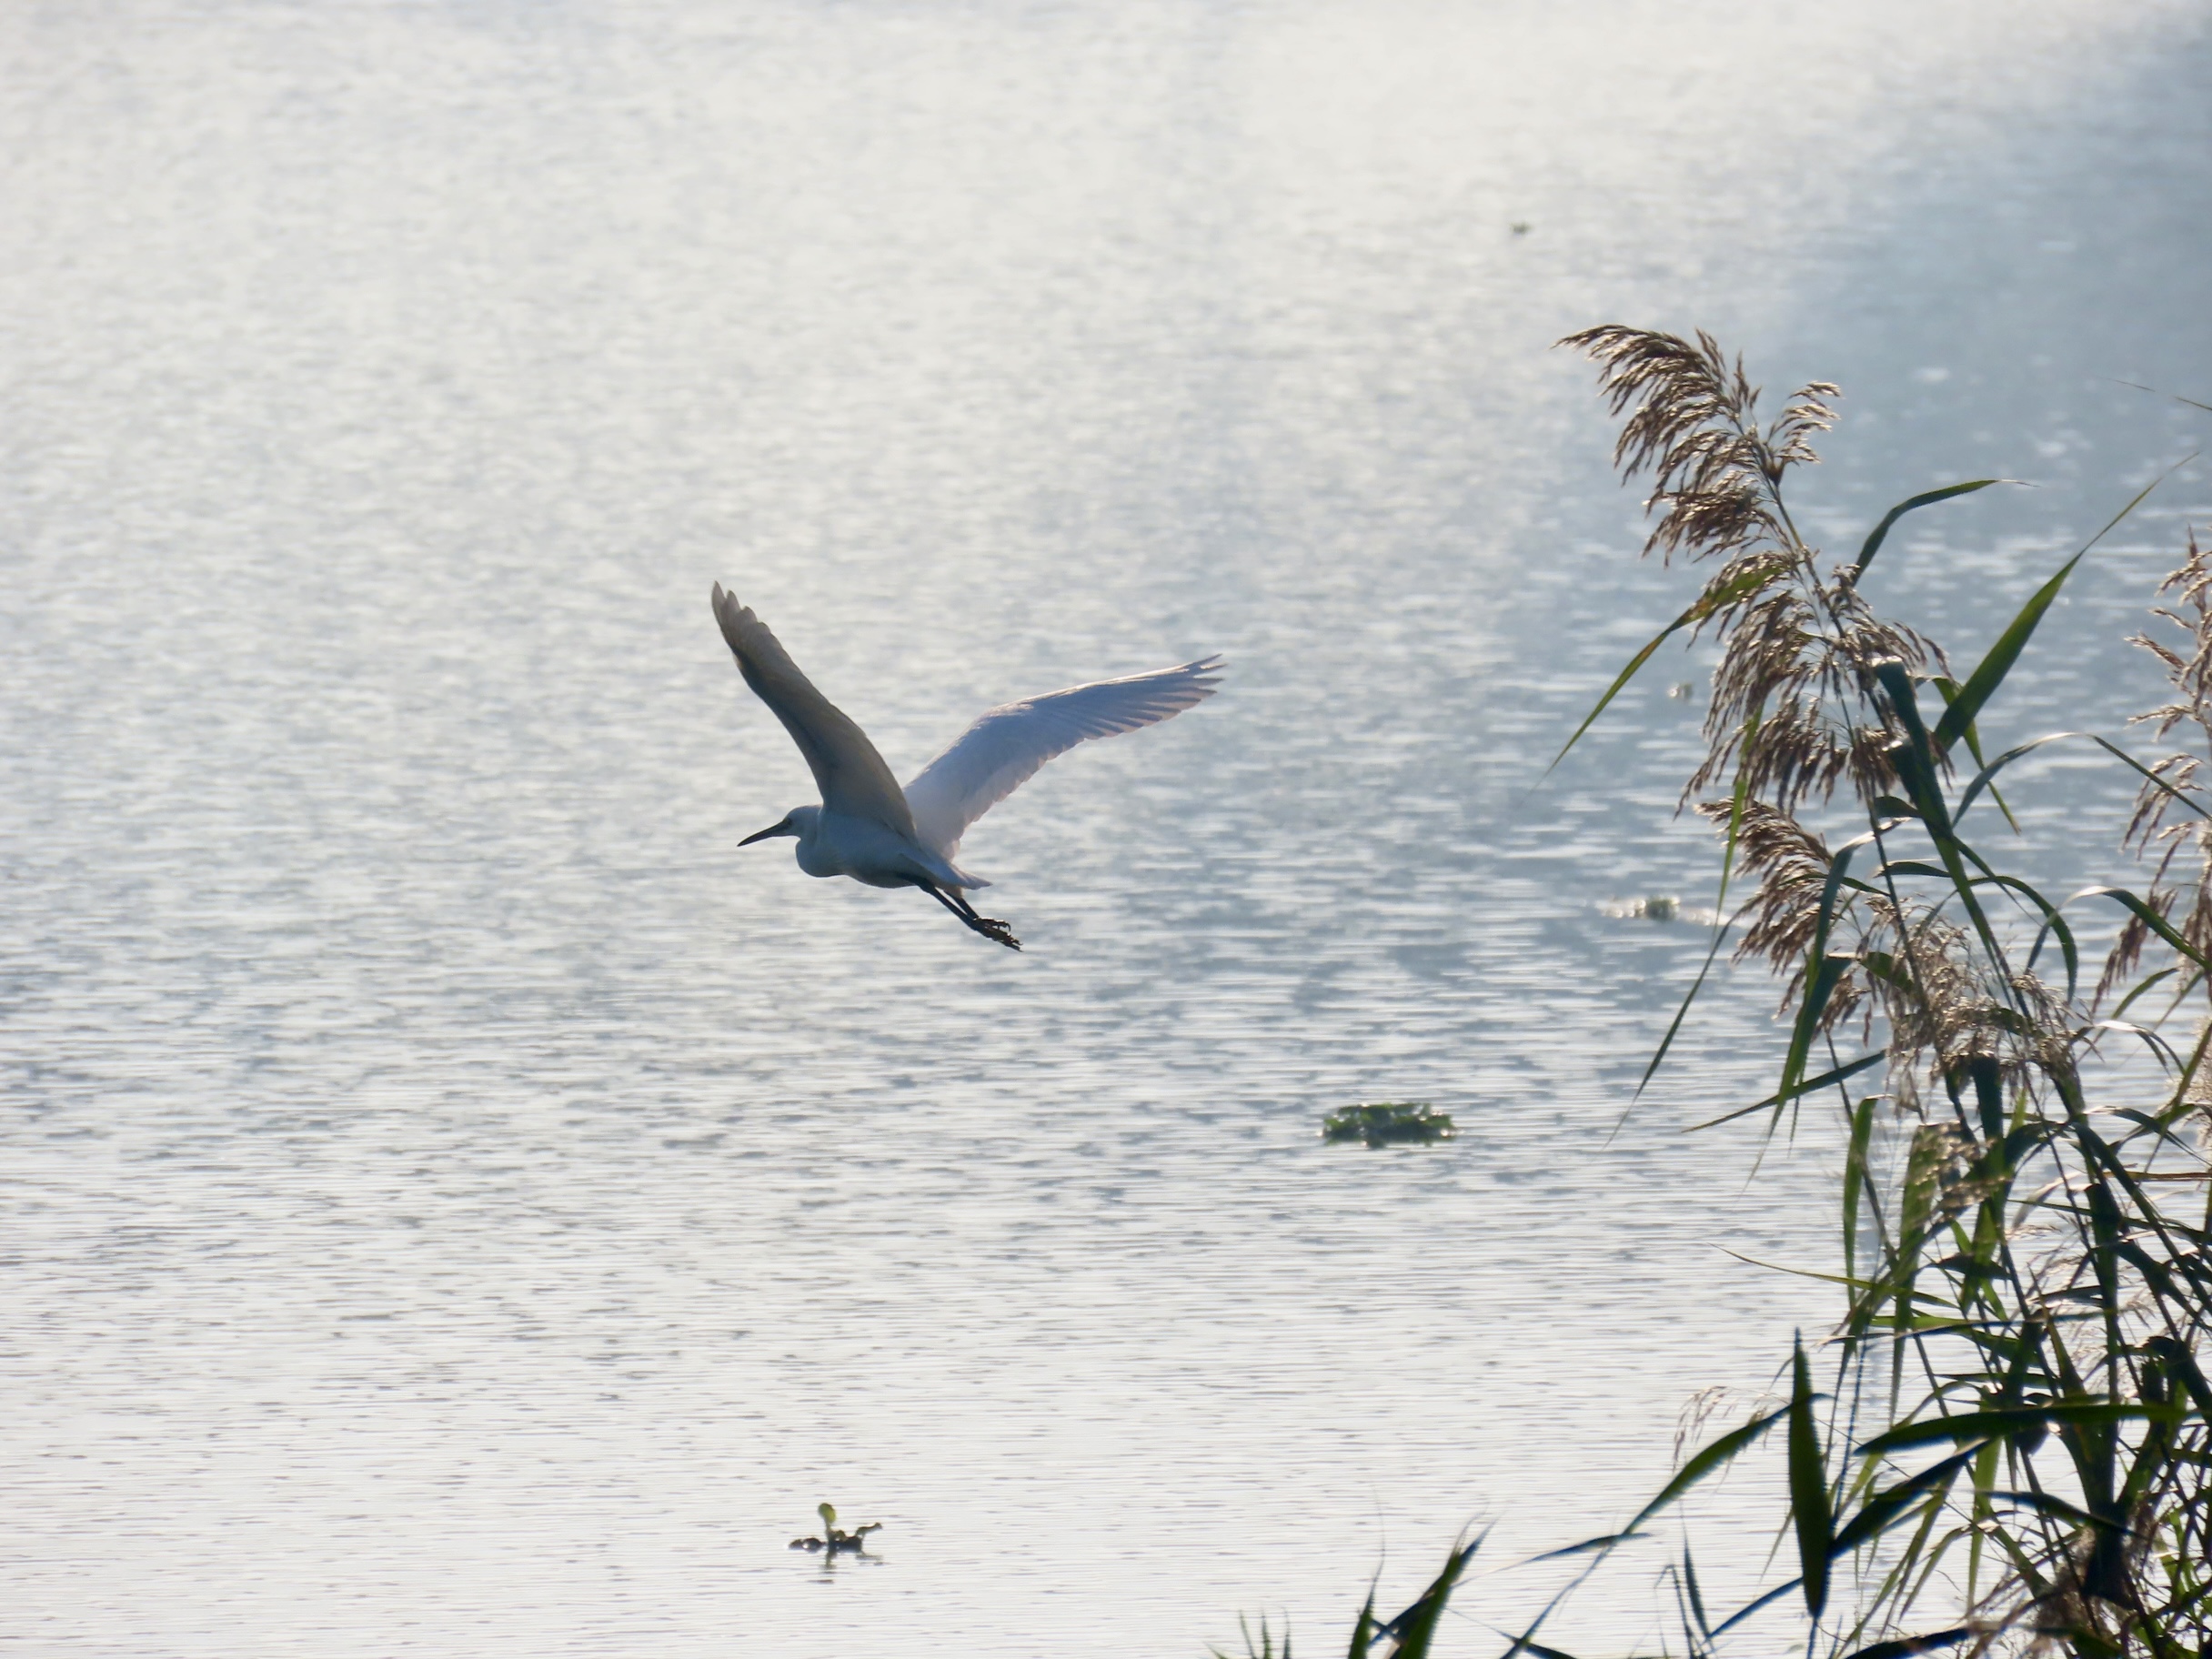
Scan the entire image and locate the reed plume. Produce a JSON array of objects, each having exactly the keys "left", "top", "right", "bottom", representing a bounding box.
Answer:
[
  {"left": 2101, "top": 529, "right": 2212, "bottom": 1010},
  {"left": 1562, "top": 325, "right": 1941, "bottom": 812}
]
